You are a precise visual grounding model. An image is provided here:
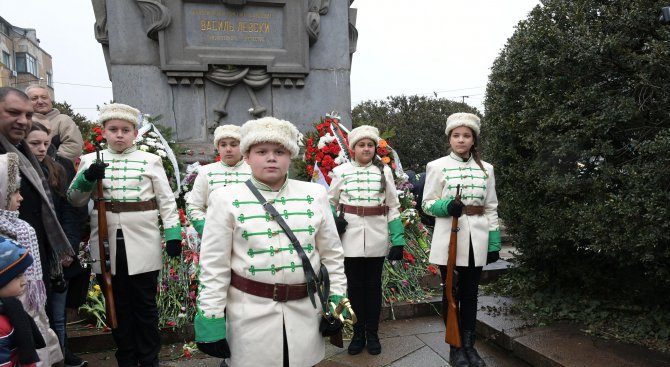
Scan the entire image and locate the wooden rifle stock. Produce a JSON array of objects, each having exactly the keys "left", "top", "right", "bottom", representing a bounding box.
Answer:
[
  {"left": 444, "top": 185, "right": 461, "bottom": 347},
  {"left": 95, "top": 150, "right": 118, "bottom": 329}
]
